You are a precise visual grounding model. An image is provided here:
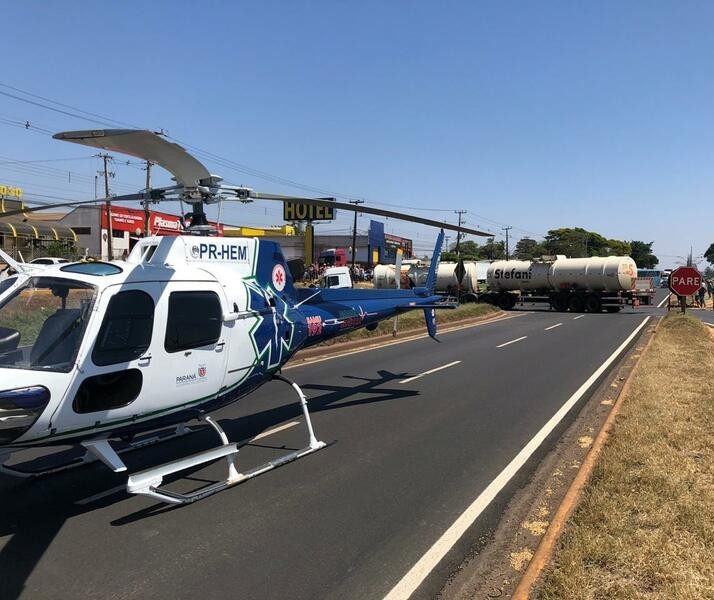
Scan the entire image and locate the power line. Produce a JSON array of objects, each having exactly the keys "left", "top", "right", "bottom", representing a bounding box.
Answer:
[
  {"left": 0, "top": 82, "right": 539, "bottom": 240},
  {"left": 0, "top": 156, "right": 94, "bottom": 165}
]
